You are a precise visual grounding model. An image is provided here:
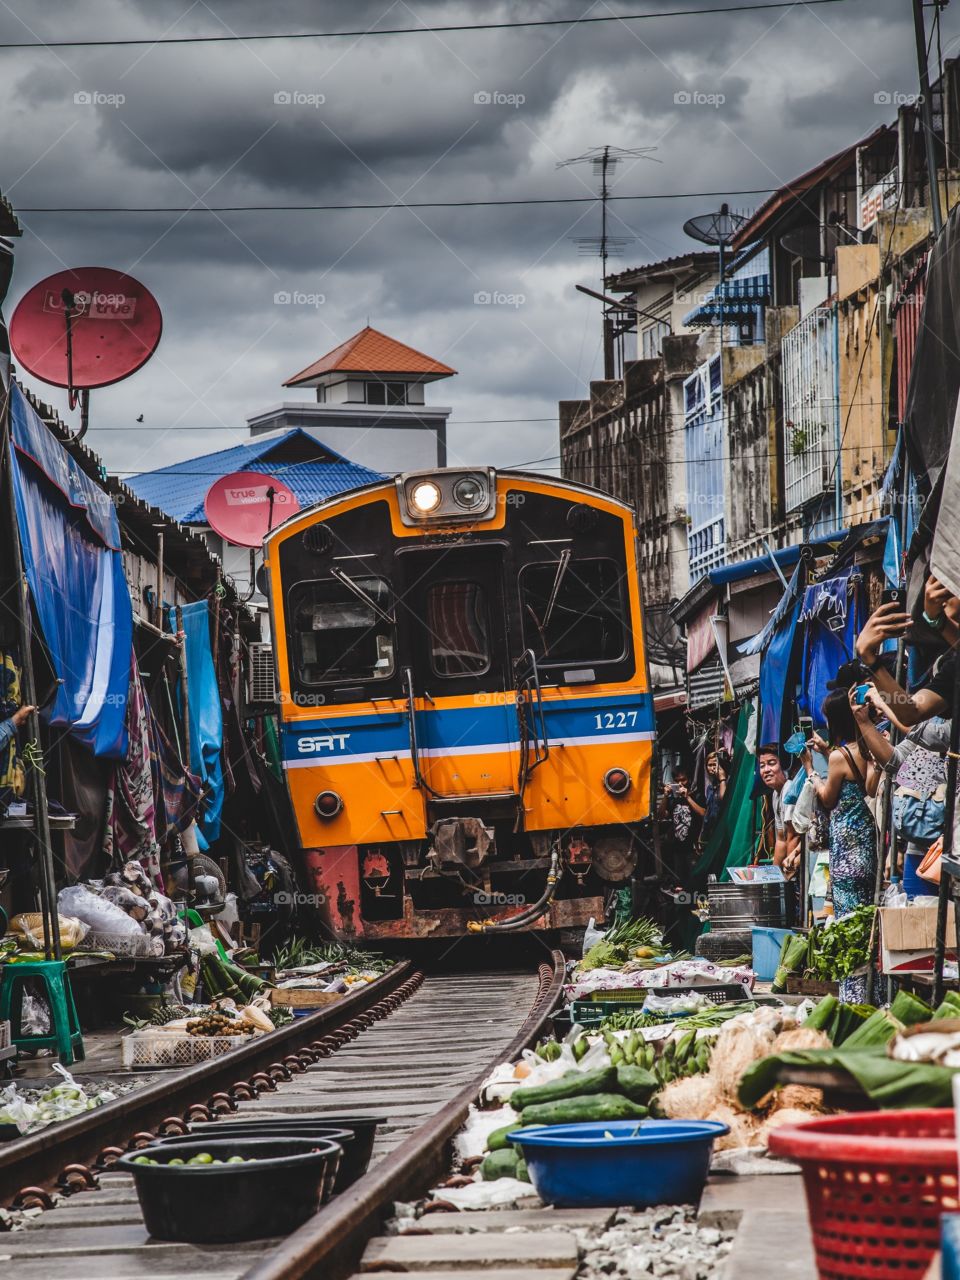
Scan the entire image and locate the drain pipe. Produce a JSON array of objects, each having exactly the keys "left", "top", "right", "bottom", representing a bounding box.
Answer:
[{"left": 467, "top": 847, "right": 560, "bottom": 933}]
